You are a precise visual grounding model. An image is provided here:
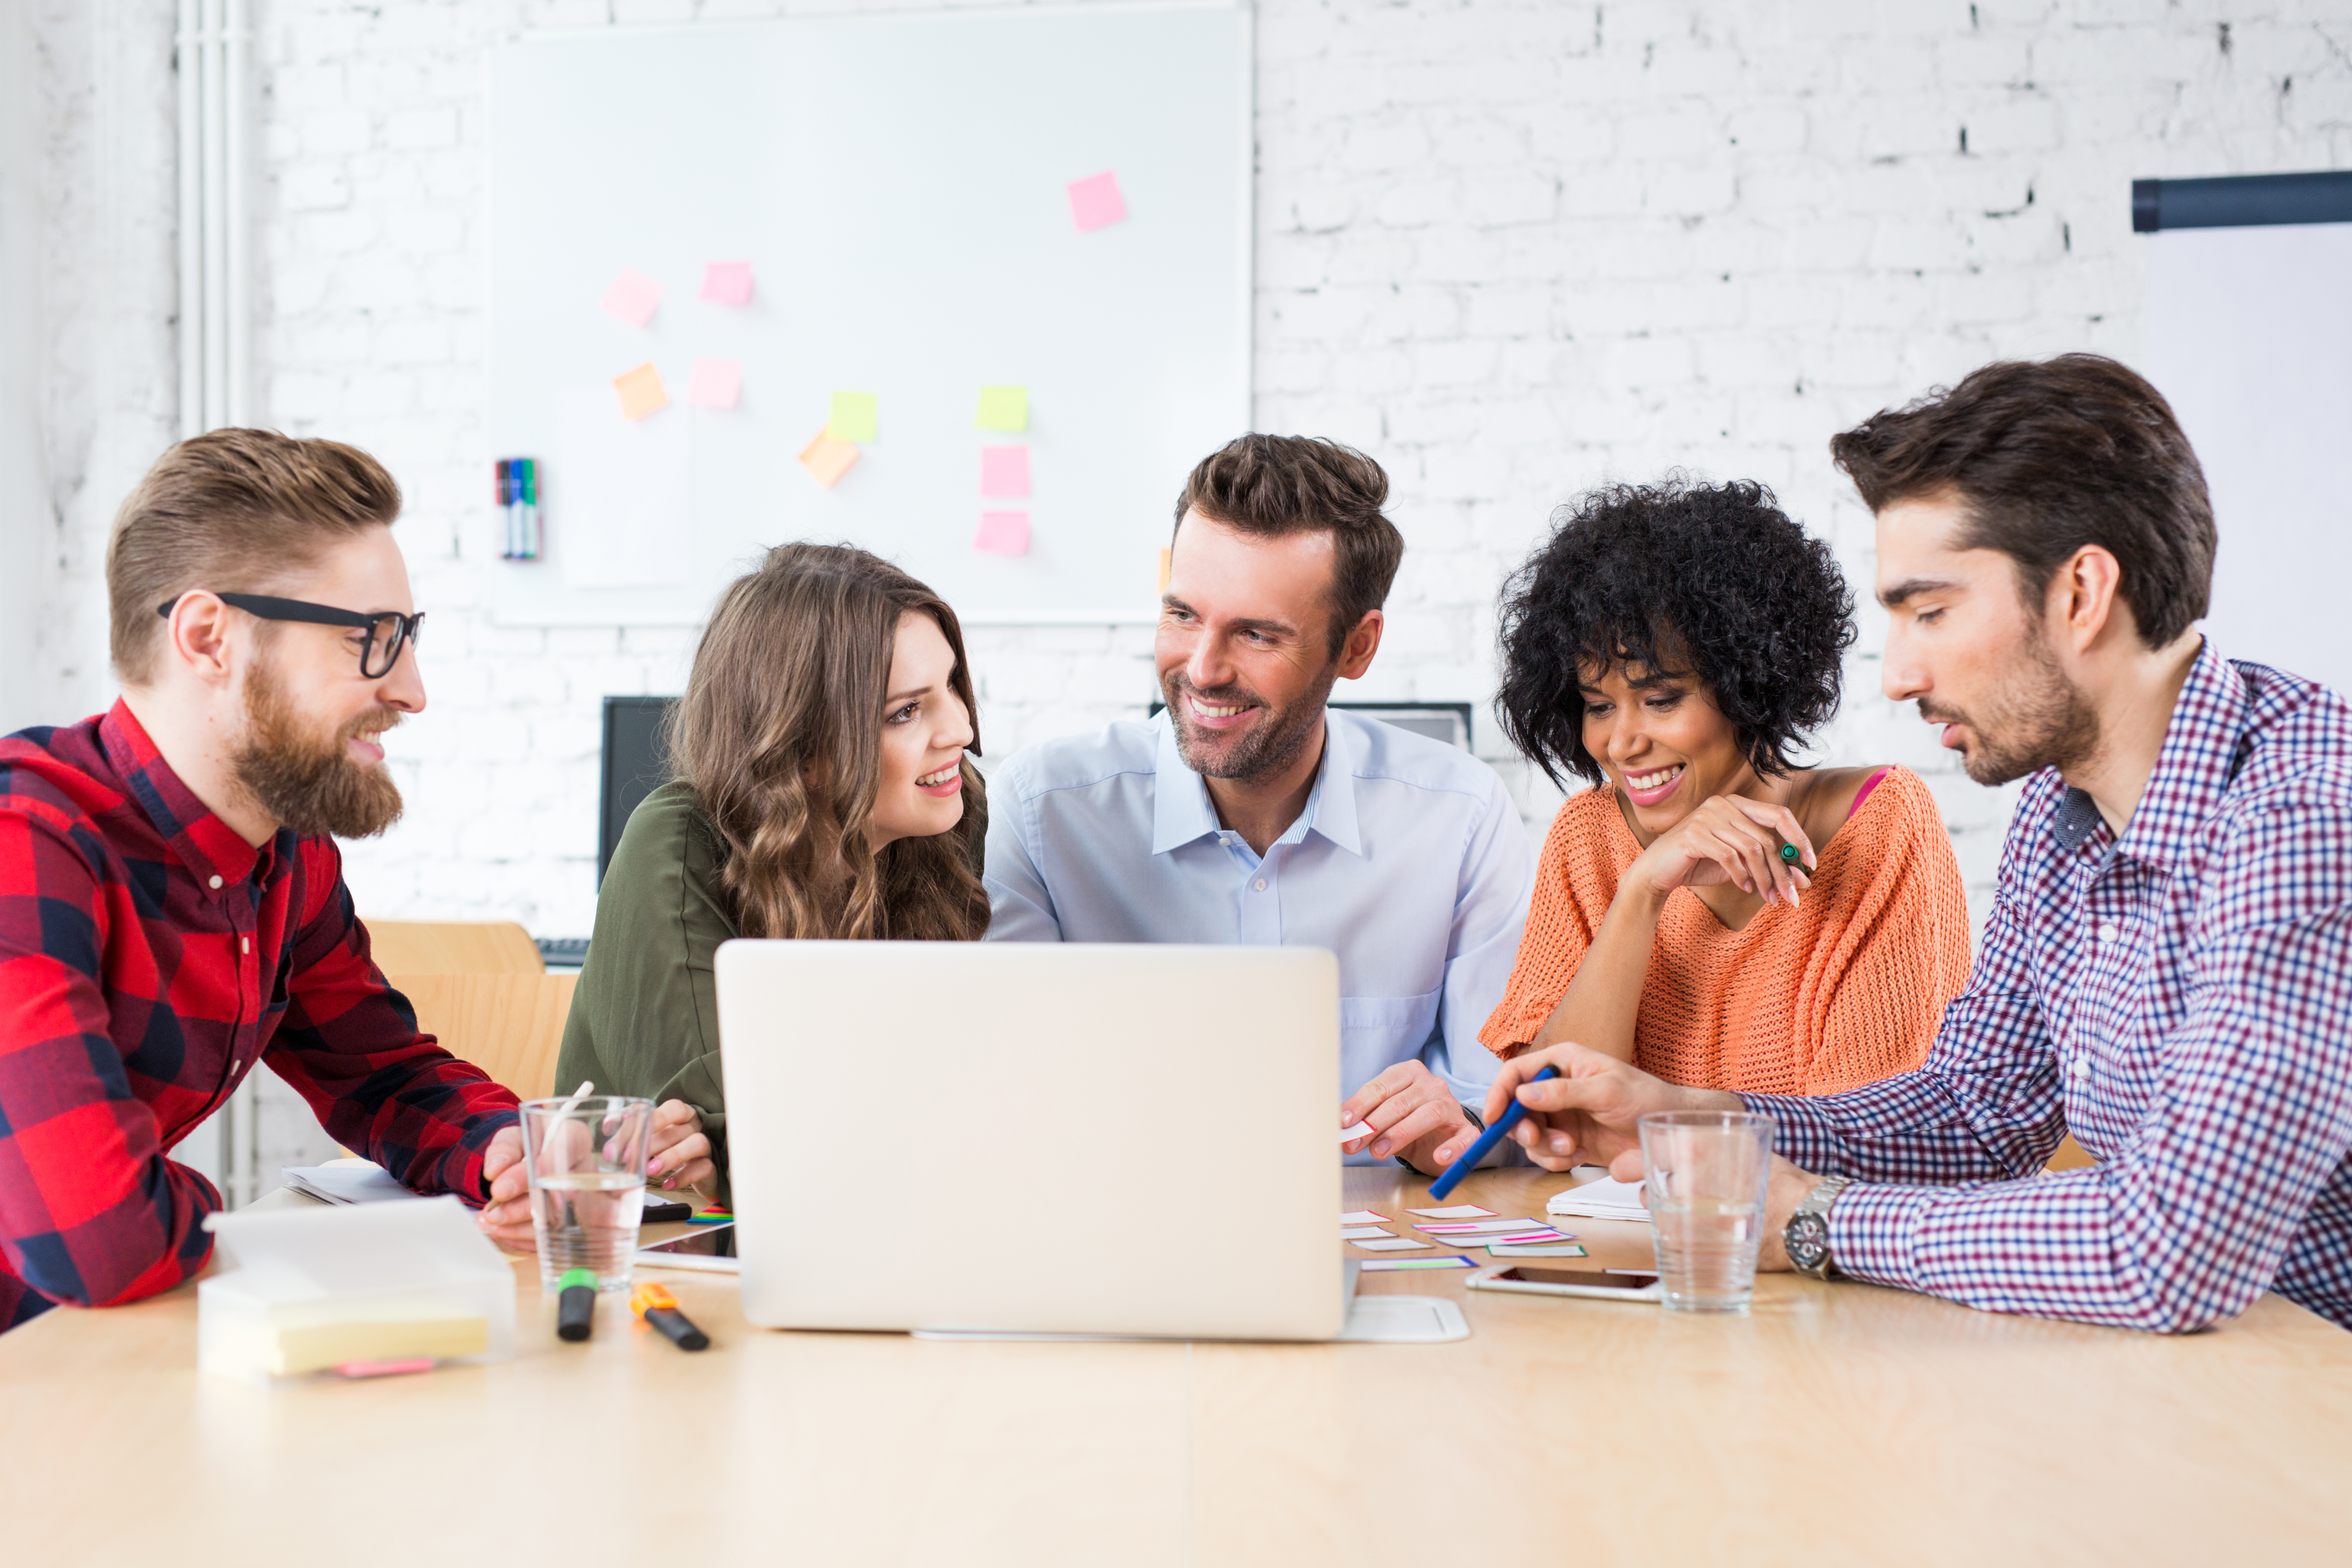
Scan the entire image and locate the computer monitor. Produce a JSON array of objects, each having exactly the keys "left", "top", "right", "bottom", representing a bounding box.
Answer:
[{"left": 598, "top": 696, "right": 679, "bottom": 888}]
